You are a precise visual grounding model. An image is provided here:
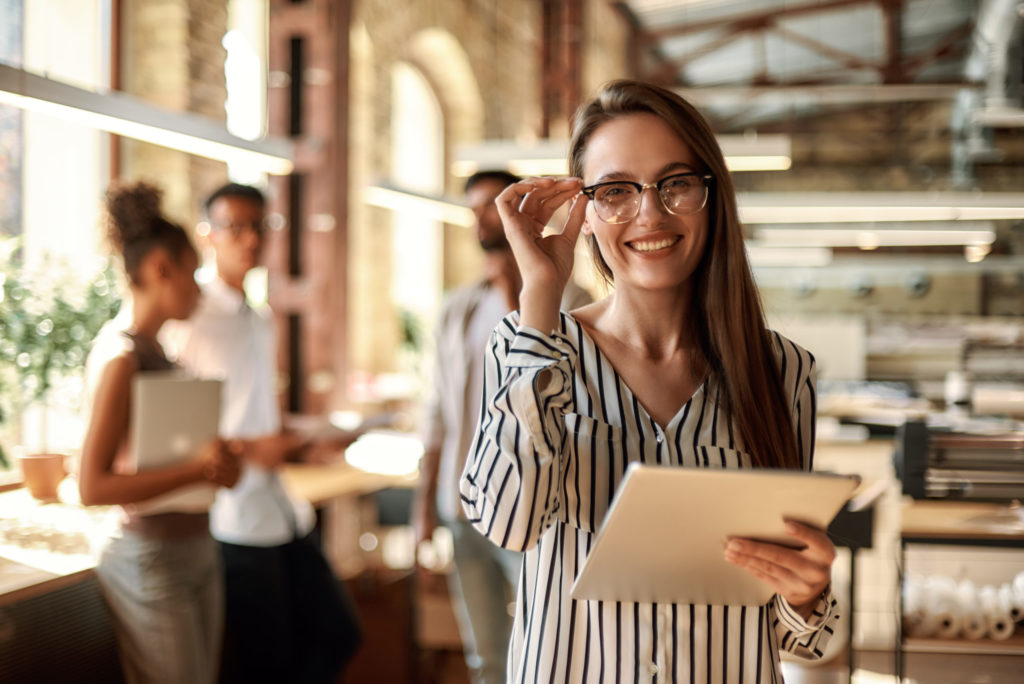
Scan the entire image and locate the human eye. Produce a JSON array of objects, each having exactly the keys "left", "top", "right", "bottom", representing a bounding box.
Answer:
[
  {"left": 661, "top": 174, "right": 696, "bottom": 191},
  {"left": 595, "top": 182, "right": 634, "bottom": 201}
]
